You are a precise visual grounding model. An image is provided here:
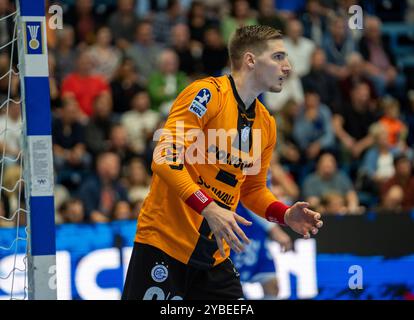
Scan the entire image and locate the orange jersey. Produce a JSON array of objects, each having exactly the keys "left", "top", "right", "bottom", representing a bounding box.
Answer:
[
  {"left": 135, "top": 75, "right": 281, "bottom": 268},
  {"left": 379, "top": 116, "right": 405, "bottom": 146}
]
